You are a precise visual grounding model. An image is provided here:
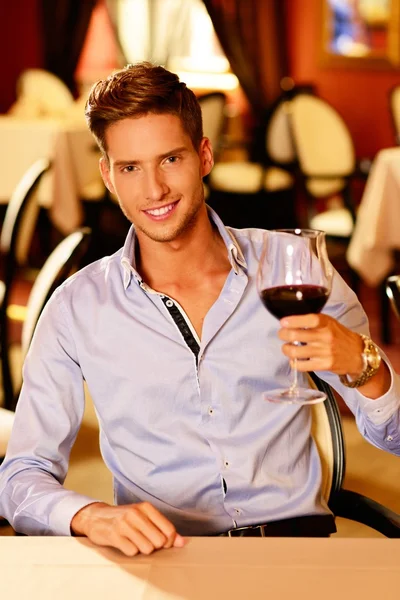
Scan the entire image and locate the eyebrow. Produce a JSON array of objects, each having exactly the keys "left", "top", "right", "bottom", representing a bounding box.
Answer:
[{"left": 113, "top": 146, "right": 189, "bottom": 168}]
